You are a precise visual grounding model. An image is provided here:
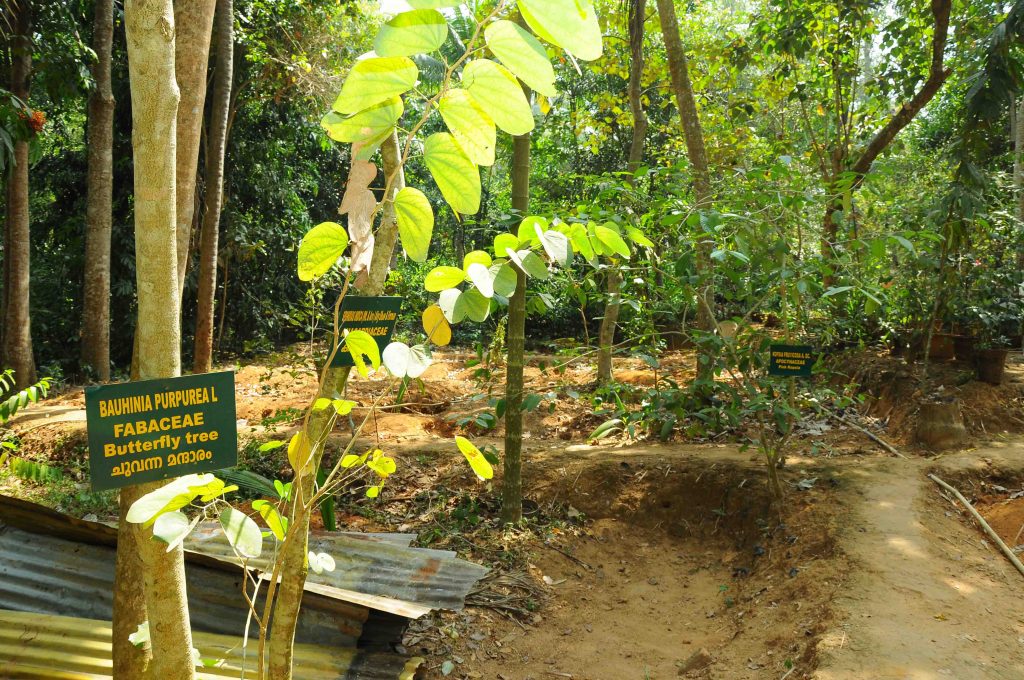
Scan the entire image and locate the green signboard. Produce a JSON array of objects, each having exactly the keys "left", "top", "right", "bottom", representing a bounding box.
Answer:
[
  {"left": 768, "top": 344, "right": 816, "bottom": 377},
  {"left": 330, "top": 296, "right": 403, "bottom": 367},
  {"left": 85, "top": 371, "right": 237, "bottom": 491}
]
